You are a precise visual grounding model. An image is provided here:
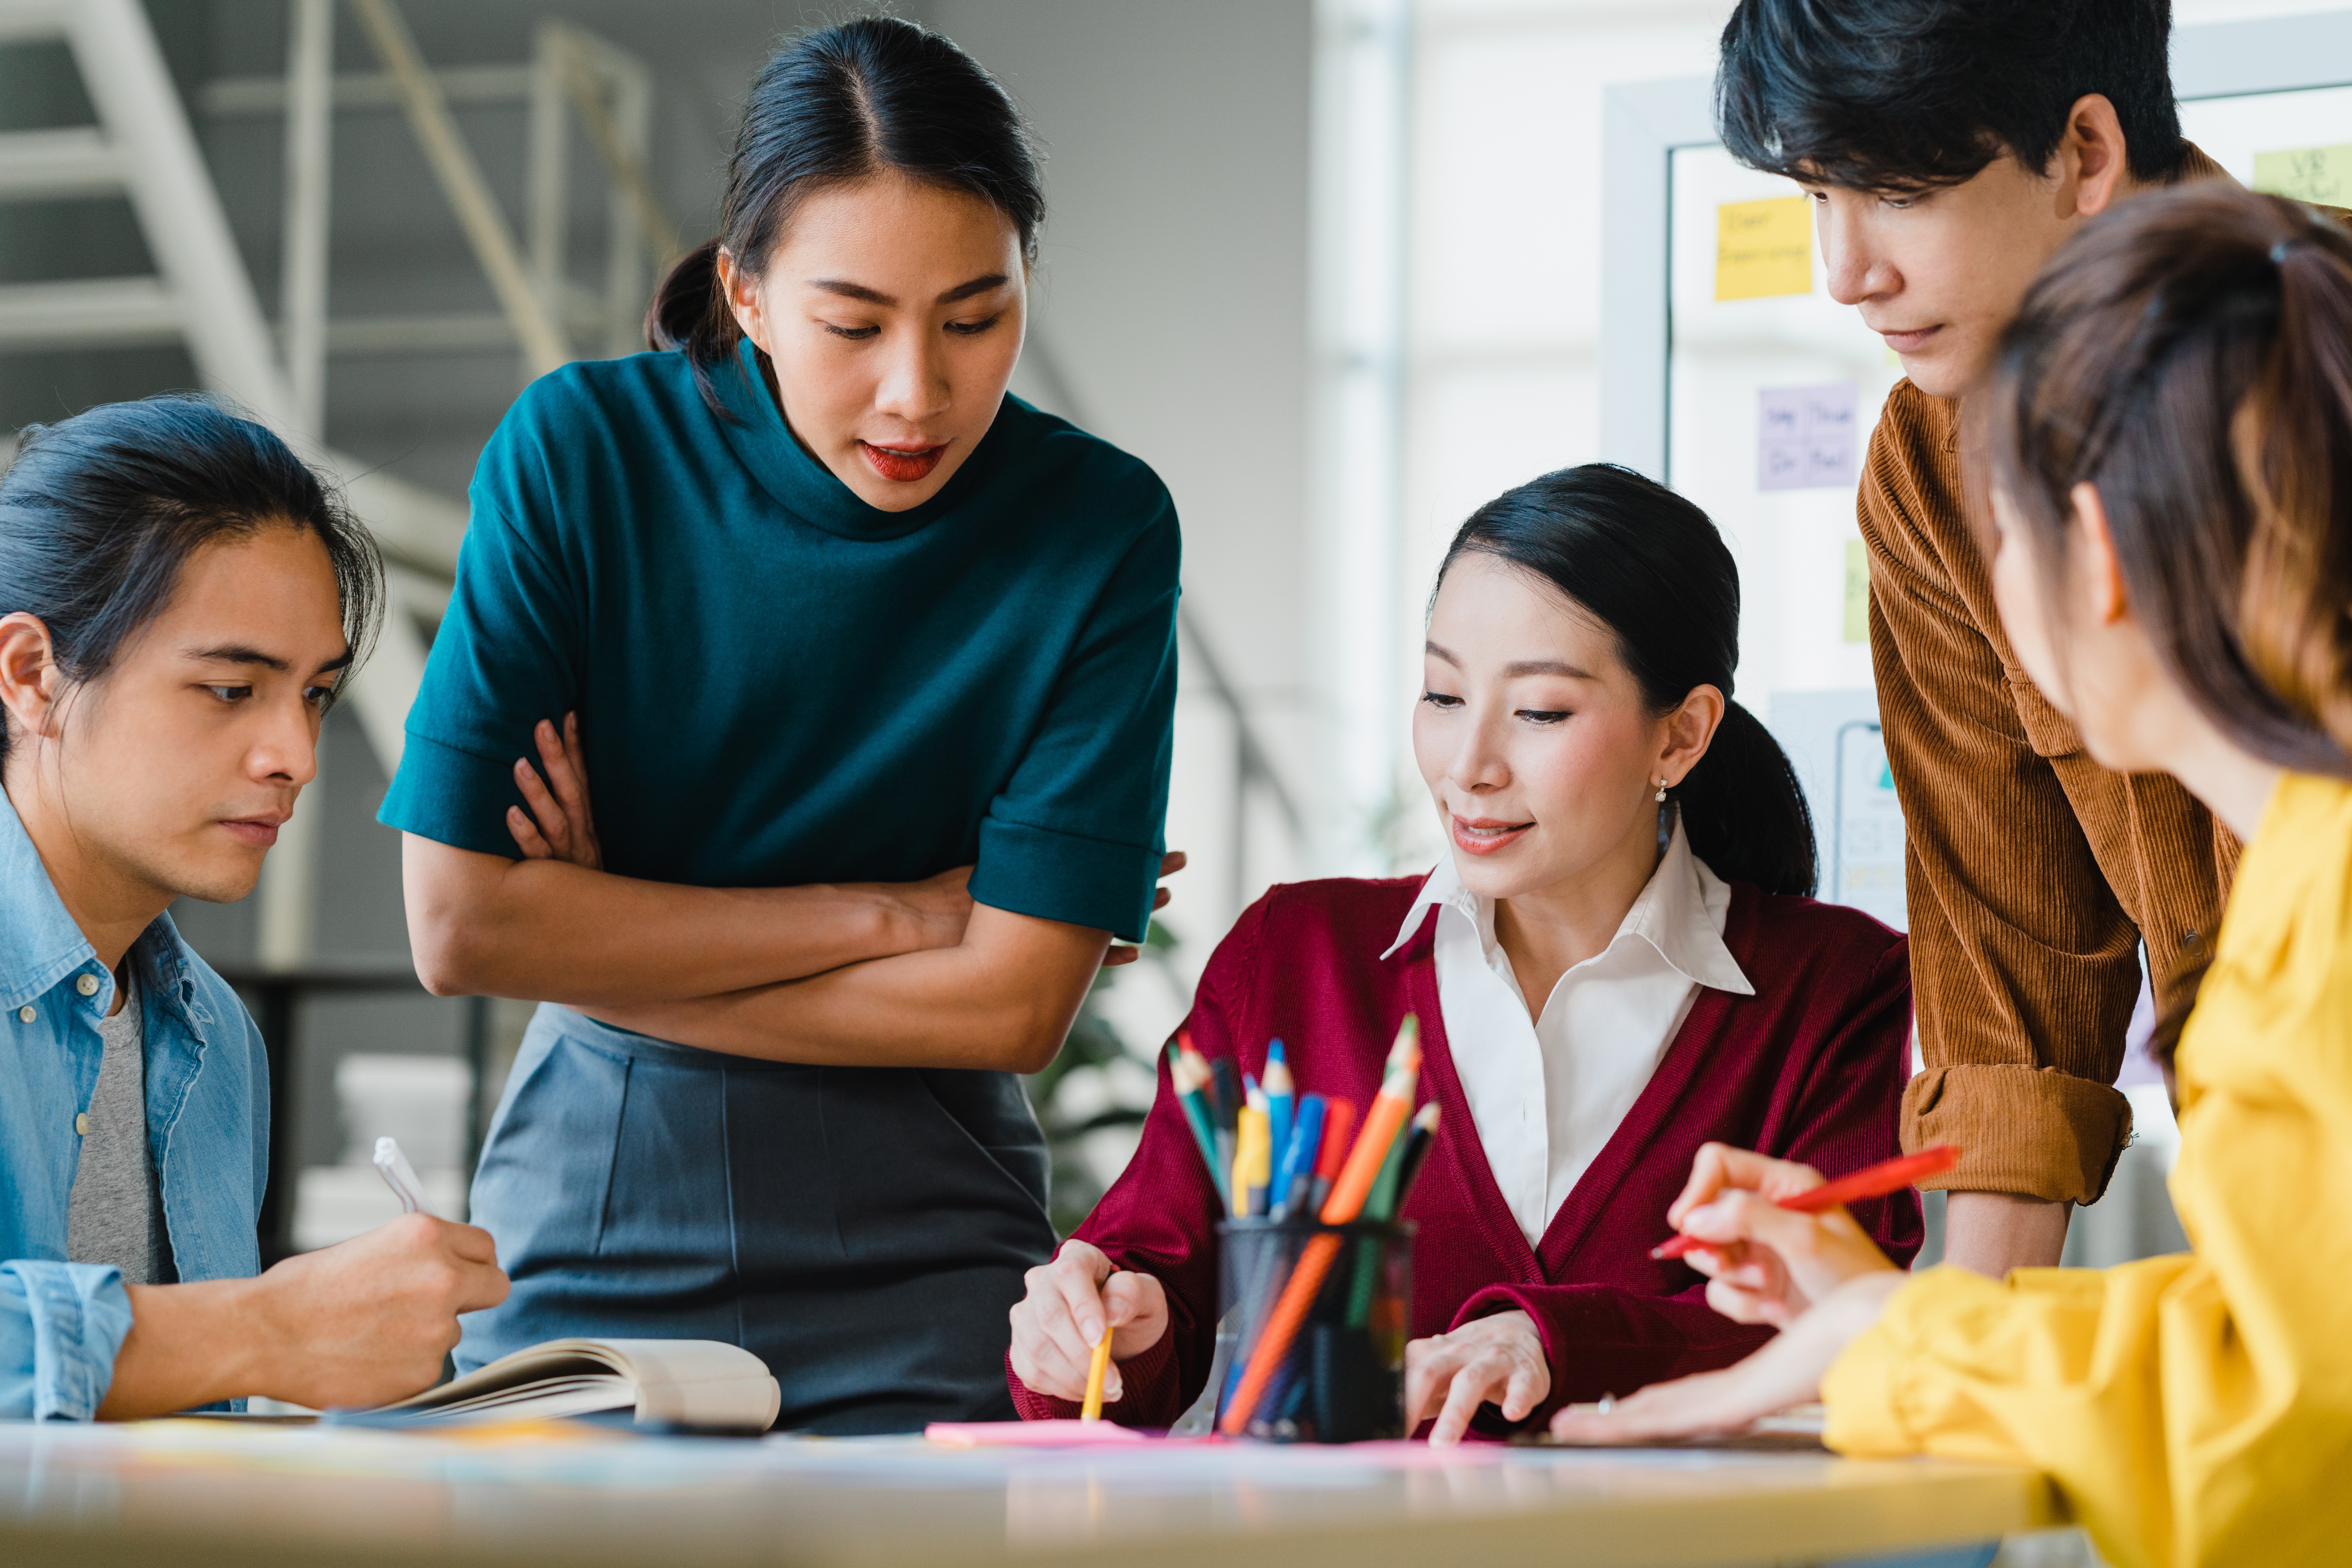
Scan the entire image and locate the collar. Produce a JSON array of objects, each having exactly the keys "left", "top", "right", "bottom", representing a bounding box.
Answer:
[
  {"left": 0, "top": 783, "right": 104, "bottom": 1011},
  {"left": 712, "top": 338, "right": 1023, "bottom": 542},
  {"left": 0, "top": 784, "right": 200, "bottom": 1020},
  {"left": 1380, "top": 809, "right": 1754, "bottom": 996}
]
